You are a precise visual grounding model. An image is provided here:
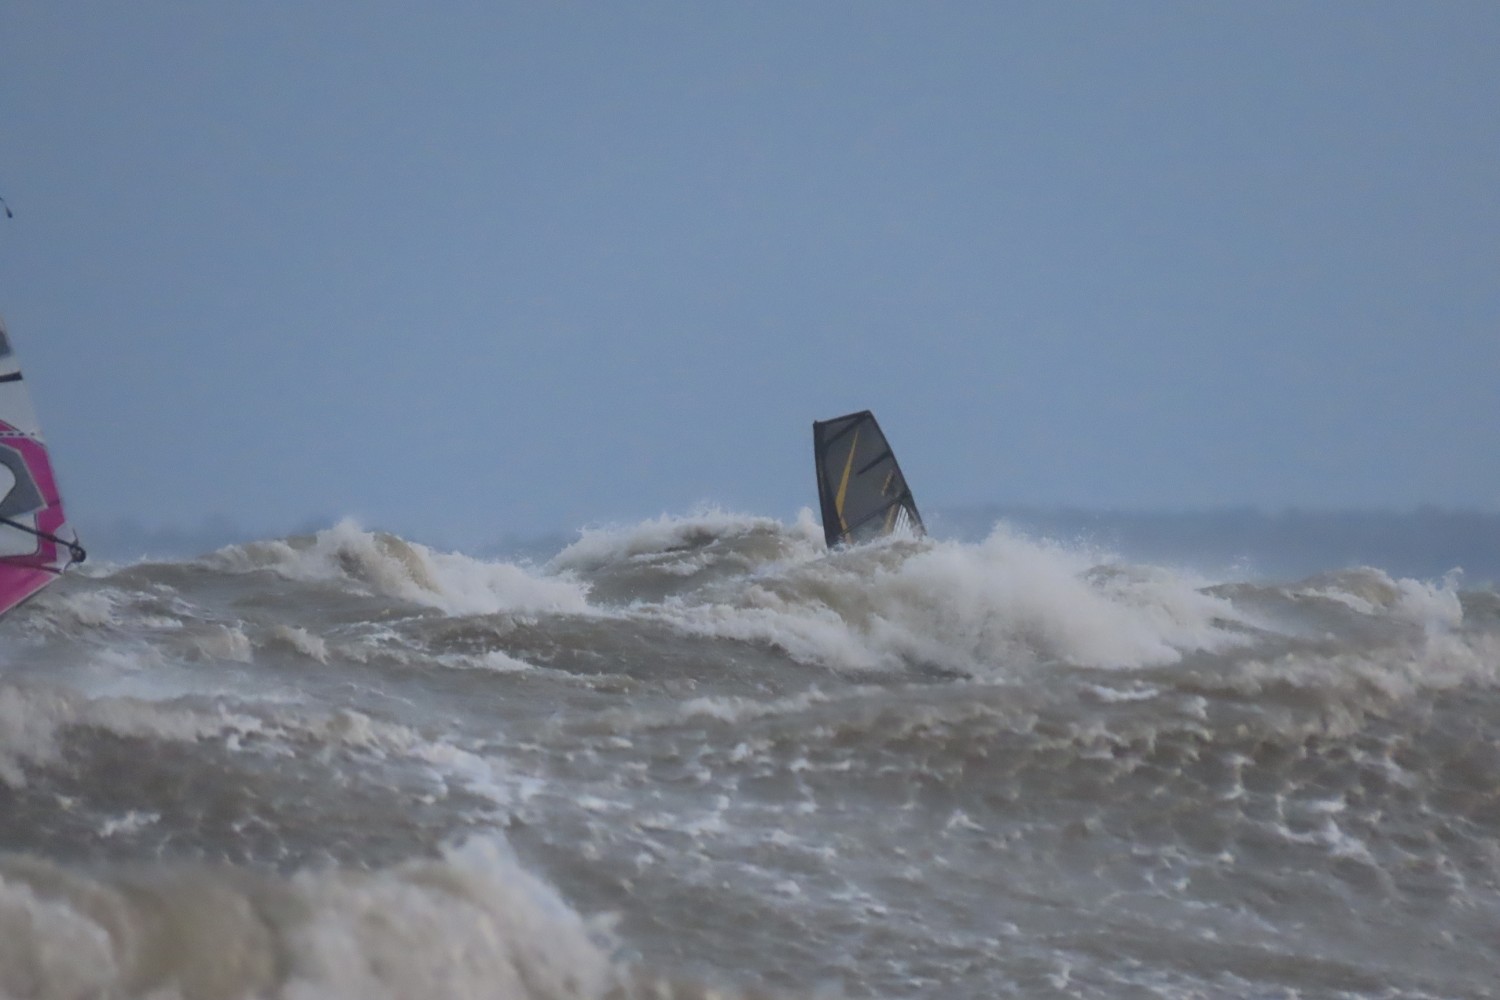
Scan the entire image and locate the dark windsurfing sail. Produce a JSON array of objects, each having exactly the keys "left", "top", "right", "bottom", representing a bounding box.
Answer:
[{"left": 812, "top": 410, "right": 925, "bottom": 548}]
